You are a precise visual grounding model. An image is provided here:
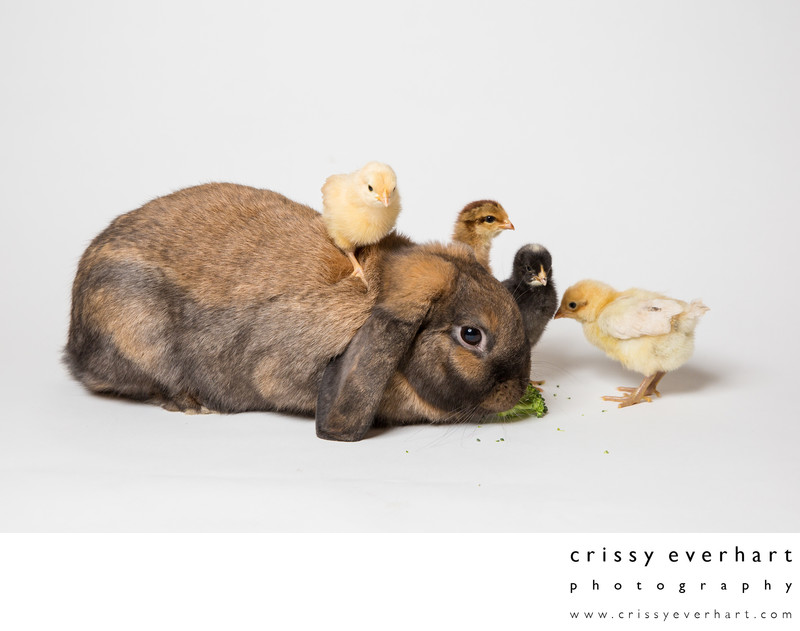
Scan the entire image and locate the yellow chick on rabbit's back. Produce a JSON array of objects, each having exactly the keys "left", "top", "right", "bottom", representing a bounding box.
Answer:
[{"left": 321, "top": 161, "right": 401, "bottom": 287}]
